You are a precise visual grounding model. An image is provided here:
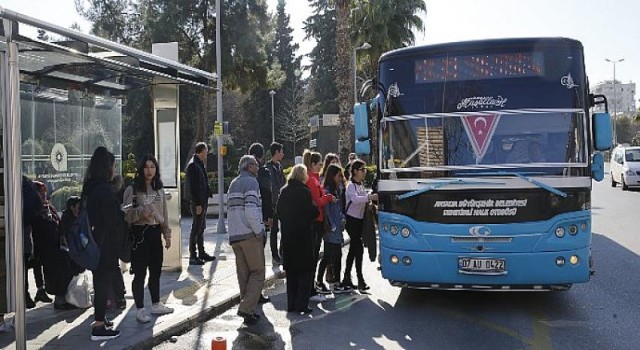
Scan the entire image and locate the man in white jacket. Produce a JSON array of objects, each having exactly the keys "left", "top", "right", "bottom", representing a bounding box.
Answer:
[{"left": 227, "top": 155, "right": 266, "bottom": 325}]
